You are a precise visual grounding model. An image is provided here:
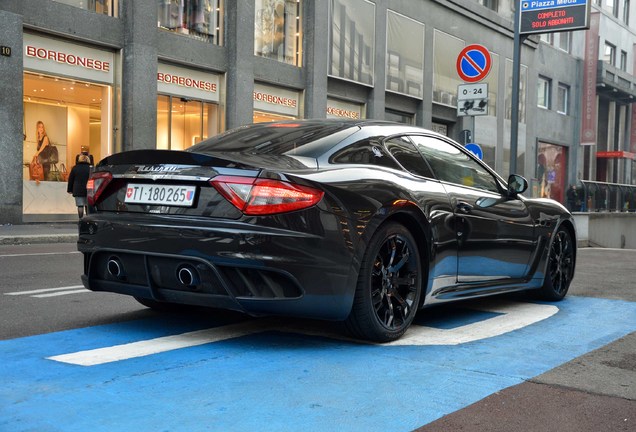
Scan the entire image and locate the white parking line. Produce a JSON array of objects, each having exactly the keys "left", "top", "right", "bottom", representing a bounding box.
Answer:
[
  {"left": 5, "top": 286, "right": 88, "bottom": 298},
  {"left": 48, "top": 301, "right": 560, "bottom": 366},
  {"left": 33, "top": 289, "right": 90, "bottom": 298},
  {"left": 48, "top": 319, "right": 280, "bottom": 366}
]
